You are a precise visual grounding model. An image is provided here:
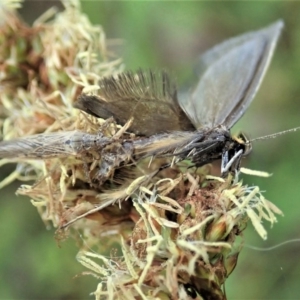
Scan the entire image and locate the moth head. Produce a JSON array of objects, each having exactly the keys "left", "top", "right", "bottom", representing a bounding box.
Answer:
[{"left": 233, "top": 132, "right": 252, "bottom": 156}]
